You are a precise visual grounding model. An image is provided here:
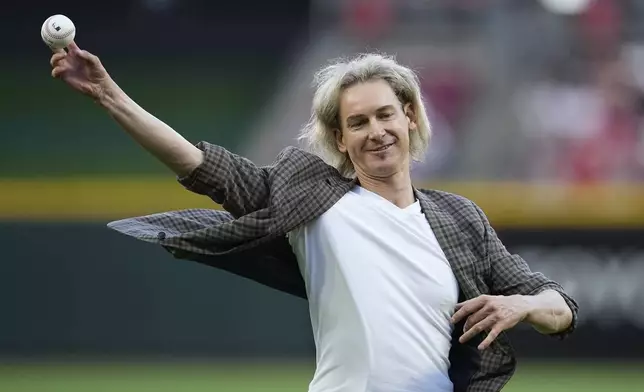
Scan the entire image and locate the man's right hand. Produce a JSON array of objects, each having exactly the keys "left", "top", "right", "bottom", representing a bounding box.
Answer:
[{"left": 50, "top": 41, "right": 112, "bottom": 102}]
